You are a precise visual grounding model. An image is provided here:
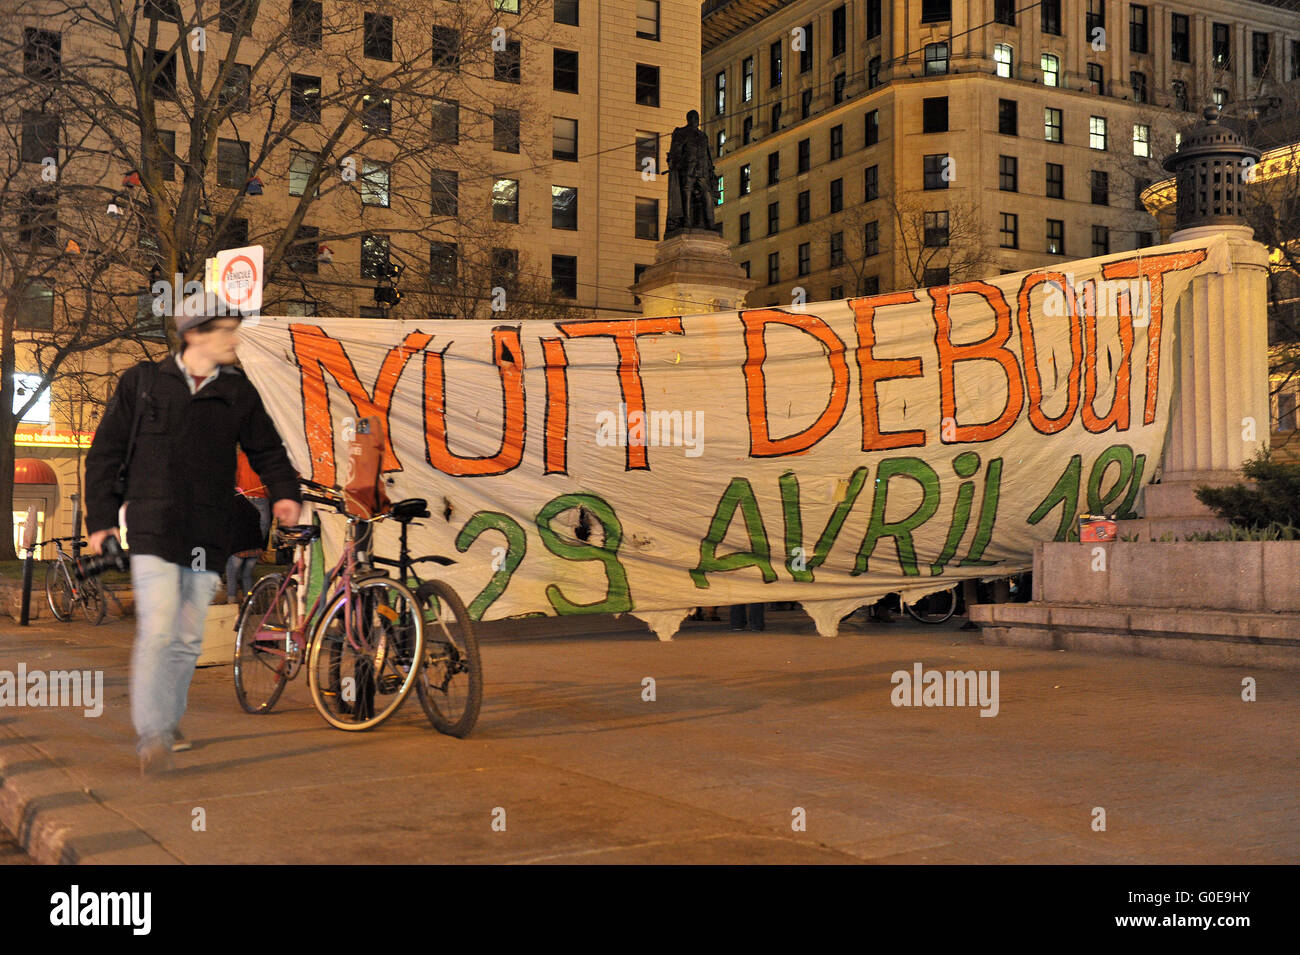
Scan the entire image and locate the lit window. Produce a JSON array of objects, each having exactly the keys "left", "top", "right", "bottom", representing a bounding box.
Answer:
[
  {"left": 1089, "top": 116, "right": 1107, "bottom": 150},
  {"left": 1132, "top": 123, "right": 1150, "bottom": 157},
  {"left": 994, "top": 43, "right": 1013, "bottom": 79},
  {"left": 1041, "top": 53, "right": 1059, "bottom": 87}
]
